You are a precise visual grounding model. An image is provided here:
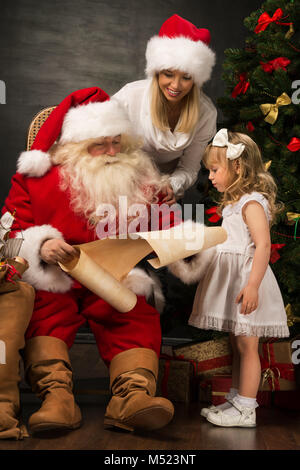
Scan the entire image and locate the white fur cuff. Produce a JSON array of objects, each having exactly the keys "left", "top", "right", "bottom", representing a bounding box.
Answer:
[
  {"left": 168, "top": 246, "right": 217, "bottom": 284},
  {"left": 122, "top": 267, "right": 165, "bottom": 313},
  {"left": 17, "top": 224, "right": 73, "bottom": 293}
]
